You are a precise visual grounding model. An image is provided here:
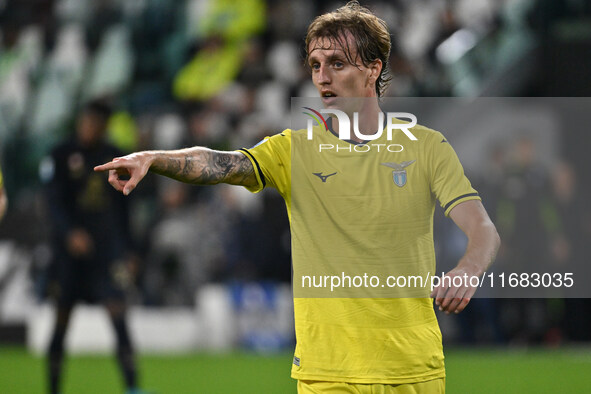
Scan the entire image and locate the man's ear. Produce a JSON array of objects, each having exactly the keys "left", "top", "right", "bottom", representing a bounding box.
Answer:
[{"left": 367, "top": 59, "right": 383, "bottom": 86}]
